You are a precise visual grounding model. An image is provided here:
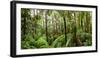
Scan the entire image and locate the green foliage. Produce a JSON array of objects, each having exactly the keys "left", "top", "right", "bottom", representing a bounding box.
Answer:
[
  {"left": 21, "top": 33, "right": 36, "bottom": 49},
  {"left": 34, "top": 36, "right": 49, "bottom": 48},
  {"left": 21, "top": 8, "right": 92, "bottom": 49},
  {"left": 79, "top": 33, "right": 92, "bottom": 46},
  {"left": 52, "top": 35, "right": 65, "bottom": 48},
  {"left": 76, "top": 29, "right": 92, "bottom": 46},
  {"left": 66, "top": 33, "right": 73, "bottom": 47}
]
